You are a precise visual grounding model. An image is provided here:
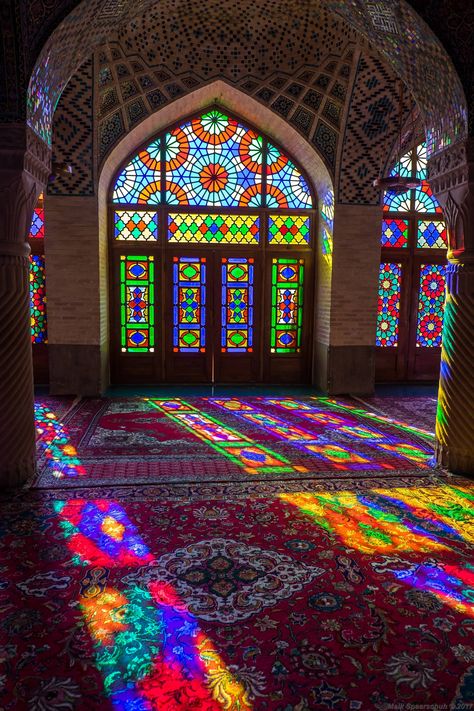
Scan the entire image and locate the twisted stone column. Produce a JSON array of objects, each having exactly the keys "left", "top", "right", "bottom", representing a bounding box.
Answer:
[
  {"left": 0, "top": 125, "right": 49, "bottom": 486},
  {"left": 430, "top": 140, "right": 474, "bottom": 475}
]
